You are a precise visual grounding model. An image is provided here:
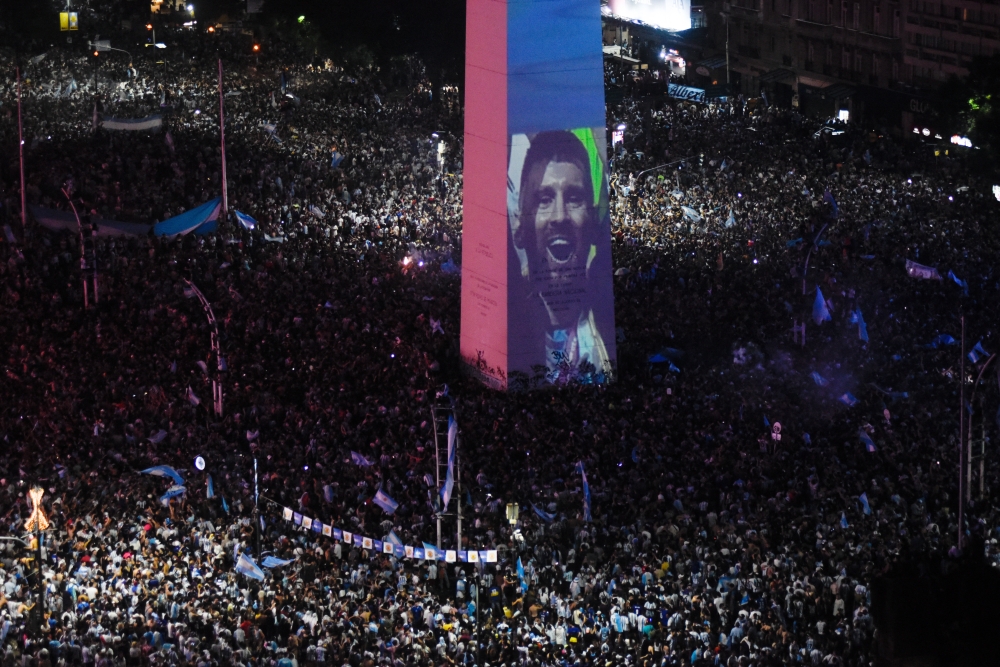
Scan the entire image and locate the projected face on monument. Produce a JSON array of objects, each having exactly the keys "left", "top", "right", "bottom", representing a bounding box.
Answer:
[{"left": 509, "top": 129, "right": 614, "bottom": 383}]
